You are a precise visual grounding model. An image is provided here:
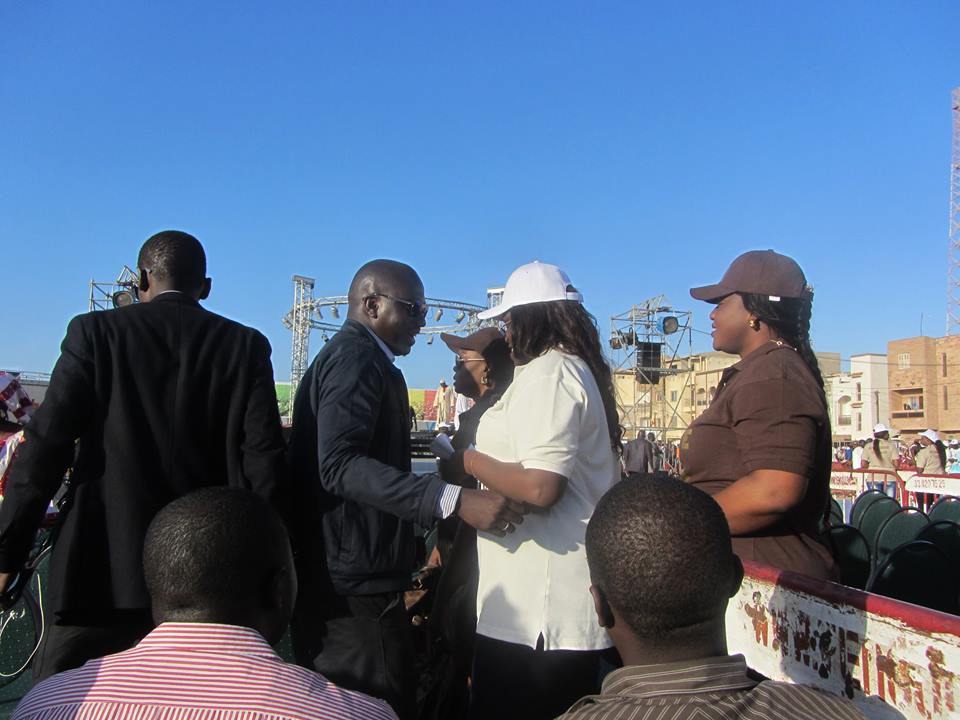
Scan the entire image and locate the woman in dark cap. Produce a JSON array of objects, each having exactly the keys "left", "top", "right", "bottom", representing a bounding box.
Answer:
[
  {"left": 425, "top": 326, "right": 514, "bottom": 718},
  {"left": 440, "top": 327, "right": 514, "bottom": 466},
  {"left": 682, "top": 250, "right": 835, "bottom": 580}
]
